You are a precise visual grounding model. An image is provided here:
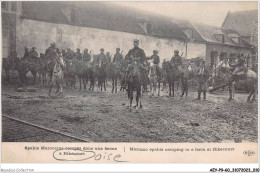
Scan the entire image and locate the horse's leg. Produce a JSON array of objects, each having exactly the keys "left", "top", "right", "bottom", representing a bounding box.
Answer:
[
  {"left": 128, "top": 85, "right": 133, "bottom": 111},
  {"left": 172, "top": 81, "right": 175, "bottom": 97},
  {"left": 33, "top": 71, "right": 37, "bottom": 85},
  {"left": 186, "top": 80, "right": 188, "bottom": 97},
  {"left": 60, "top": 80, "right": 63, "bottom": 94},
  {"left": 251, "top": 83, "right": 257, "bottom": 102},
  {"left": 48, "top": 80, "right": 53, "bottom": 96},
  {"left": 112, "top": 77, "right": 114, "bottom": 93},
  {"left": 104, "top": 77, "right": 107, "bottom": 91},
  {"left": 228, "top": 83, "right": 233, "bottom": 101},
  {"left": 83, "top": 76, "right": 86, "bottom": 91},
  {"left": 169, "top": 82, "right": 171, "bottom": 96},
  {"left": 158, "top": 78, "right": 160, "bottom": 97},
  {"left": 136, "top": 88, "right": 140, "bottom": 109},
  {"left": 78, "top": 76, "right": 82, "bottom": 91},
  {"left": 115, "top": 77, "right": 118, "bottom": 93}
]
